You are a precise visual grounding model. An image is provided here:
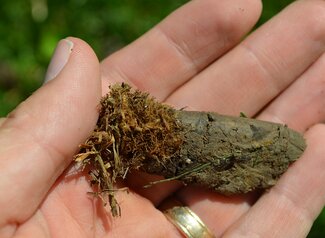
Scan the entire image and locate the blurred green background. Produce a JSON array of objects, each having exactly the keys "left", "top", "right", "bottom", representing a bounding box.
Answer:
[{"left": 0, "top": 0, "right": 324, "bottom": 236}]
